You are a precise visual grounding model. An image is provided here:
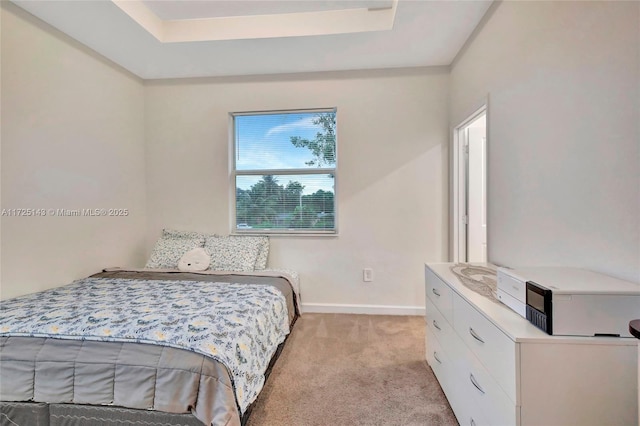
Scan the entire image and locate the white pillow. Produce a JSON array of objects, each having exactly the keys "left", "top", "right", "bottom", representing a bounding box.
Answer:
[
  {"left": 200, "top": 235, "right": 268, "bottom": 269},
  {"left": 178, "top": 248, "right": 211, "bottom": 272},
  {"left": 145, "top": 229, "right": 205, "bottom": 269},
  {"left": 253, "top": 236, "right": 270, "bottom": 270},
  {"left": 204, "top": 235, "right": 261, "bottom": 272}
]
